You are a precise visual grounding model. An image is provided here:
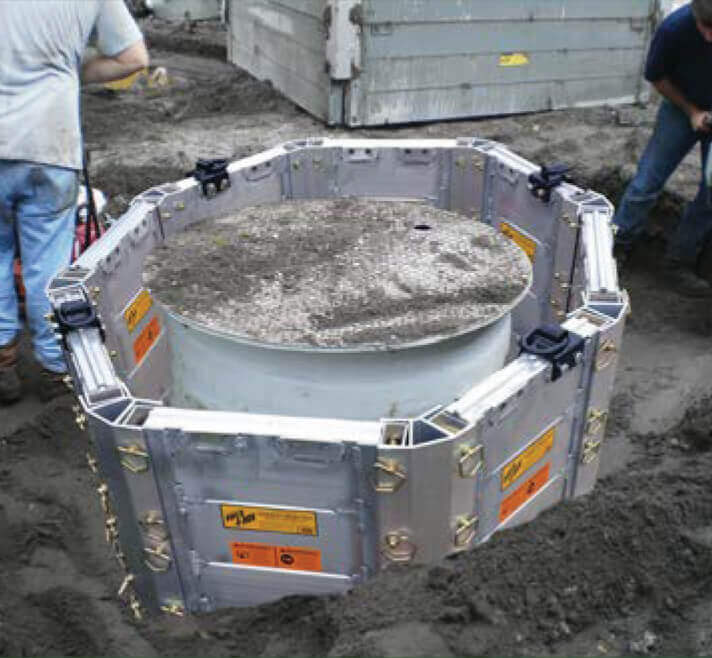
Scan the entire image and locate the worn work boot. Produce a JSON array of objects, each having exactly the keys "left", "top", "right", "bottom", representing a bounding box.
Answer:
[
  {"left": 663, "top": 262, "right": 712, "bottom": 298},
  {"left": 38, "top": 369, "right": 70, "bottom": 403},
  {"left": 0, "top": 338, "right": 21, "bottom": 404}
]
